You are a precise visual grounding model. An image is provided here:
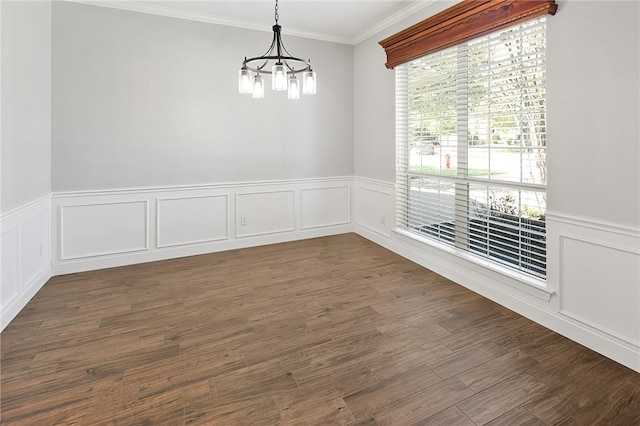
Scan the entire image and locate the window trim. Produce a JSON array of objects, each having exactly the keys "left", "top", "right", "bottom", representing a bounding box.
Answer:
[{"left": 379, "top": 0, "right": 557, "bottom": 69}]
